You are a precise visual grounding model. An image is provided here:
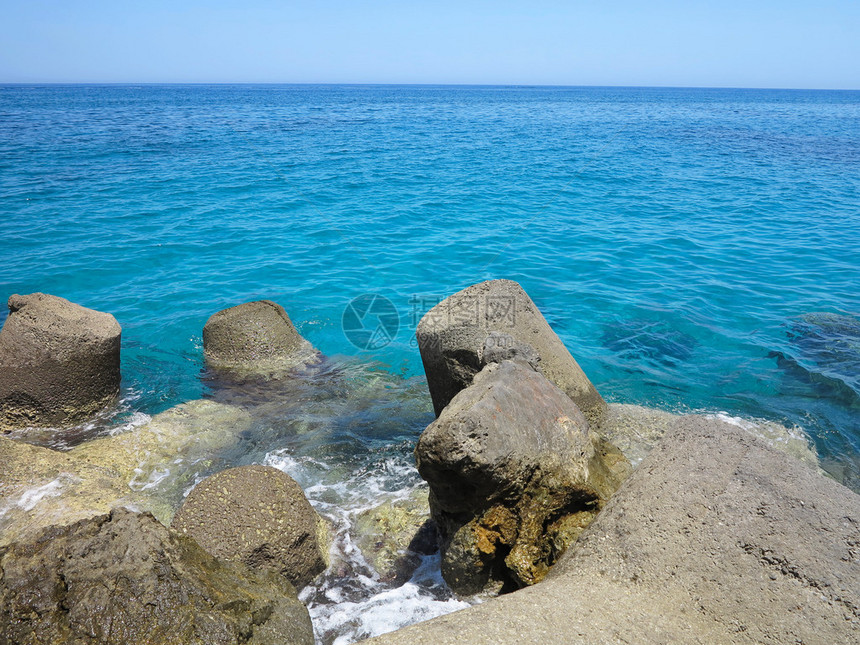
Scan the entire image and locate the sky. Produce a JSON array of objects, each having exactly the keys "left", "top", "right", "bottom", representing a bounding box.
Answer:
[{"left": 1, "top": 0, "right": 858, "bottom": 89}]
